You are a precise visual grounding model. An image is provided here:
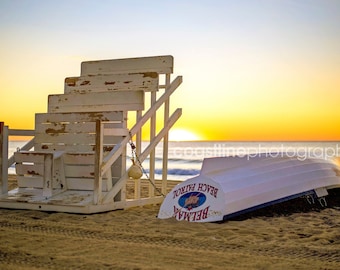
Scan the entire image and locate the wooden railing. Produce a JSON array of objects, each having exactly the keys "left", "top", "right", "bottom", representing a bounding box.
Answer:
[{"left": 0, "top": 124, "right": 34, "bottom": 194}]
